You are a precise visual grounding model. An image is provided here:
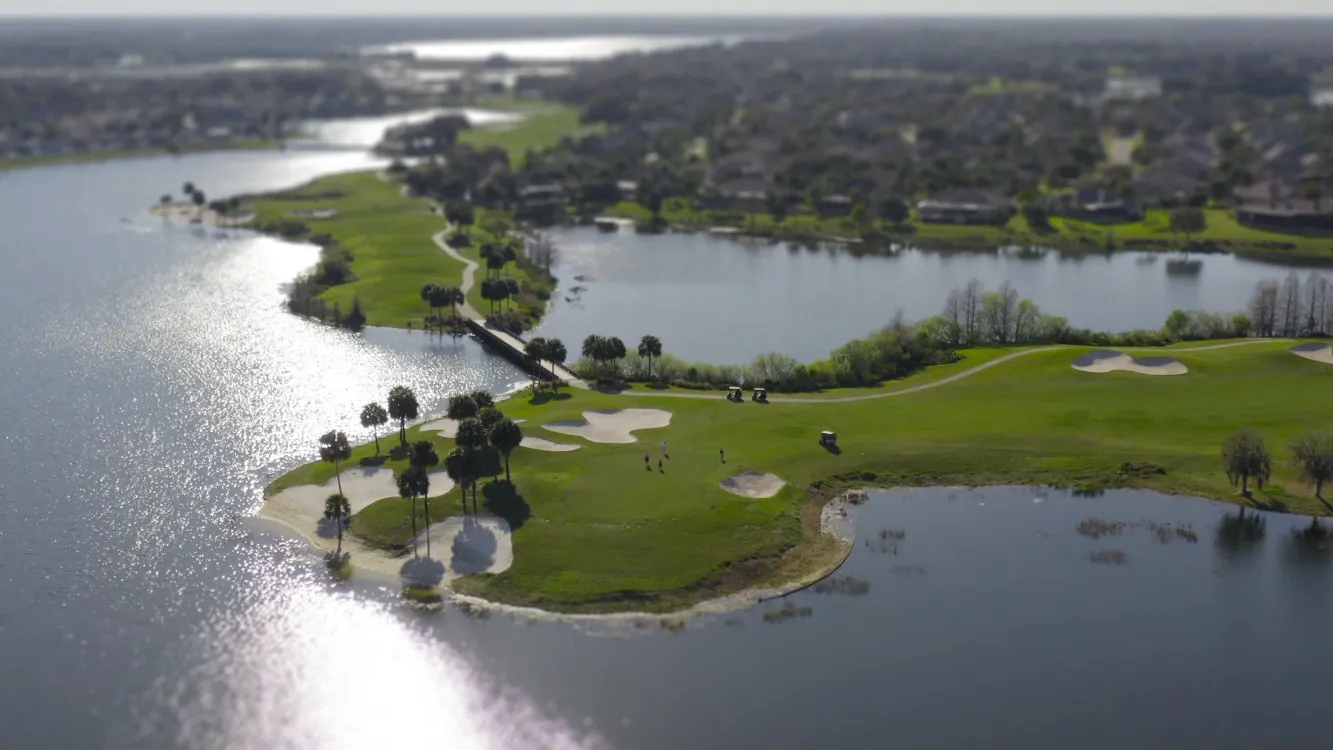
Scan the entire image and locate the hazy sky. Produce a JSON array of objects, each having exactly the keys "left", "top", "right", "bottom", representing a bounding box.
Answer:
[{"left": 0, "top": 2, "right": 1330, "bottom": 16}]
